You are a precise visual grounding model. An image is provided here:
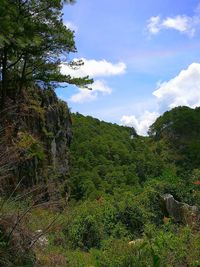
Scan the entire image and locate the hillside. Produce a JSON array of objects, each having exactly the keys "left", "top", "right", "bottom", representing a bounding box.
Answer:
[
  {"left": 70, "top": 112, "right": 172, "bottom": 200},
  {"left": 150, "top": 106, "right": 200, "bottom": 171},
  {"left": 49, "top": 110, "right": 200, "bottom": 266},
  {"left": 1, "top": 106, "right": 200, "bottom": 266},
  {"left": 70, "top": 109, "right": 200, "bottom": 200},
  {"left": 1, "top": 1, "right": 200, "bottom": 265}
]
